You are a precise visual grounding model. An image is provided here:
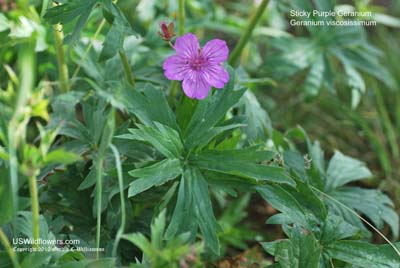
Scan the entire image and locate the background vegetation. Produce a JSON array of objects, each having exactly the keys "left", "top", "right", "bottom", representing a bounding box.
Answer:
[{"left": 0, "top": 0, "right": 399, "bottom": 267}]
